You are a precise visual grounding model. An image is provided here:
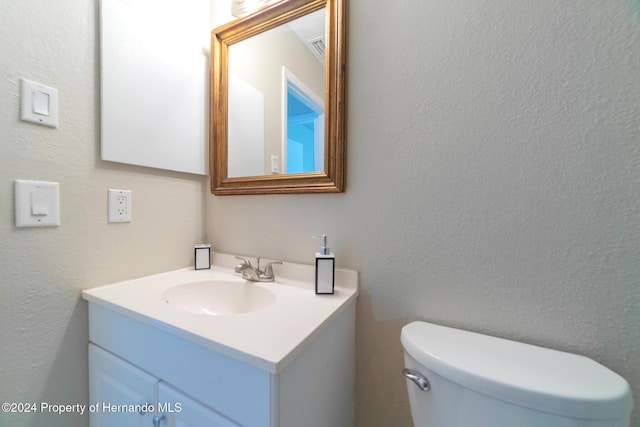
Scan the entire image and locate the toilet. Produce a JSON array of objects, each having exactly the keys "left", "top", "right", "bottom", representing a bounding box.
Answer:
[{"left": 401, "top": 321, "right": 633, "bottom": 427}]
